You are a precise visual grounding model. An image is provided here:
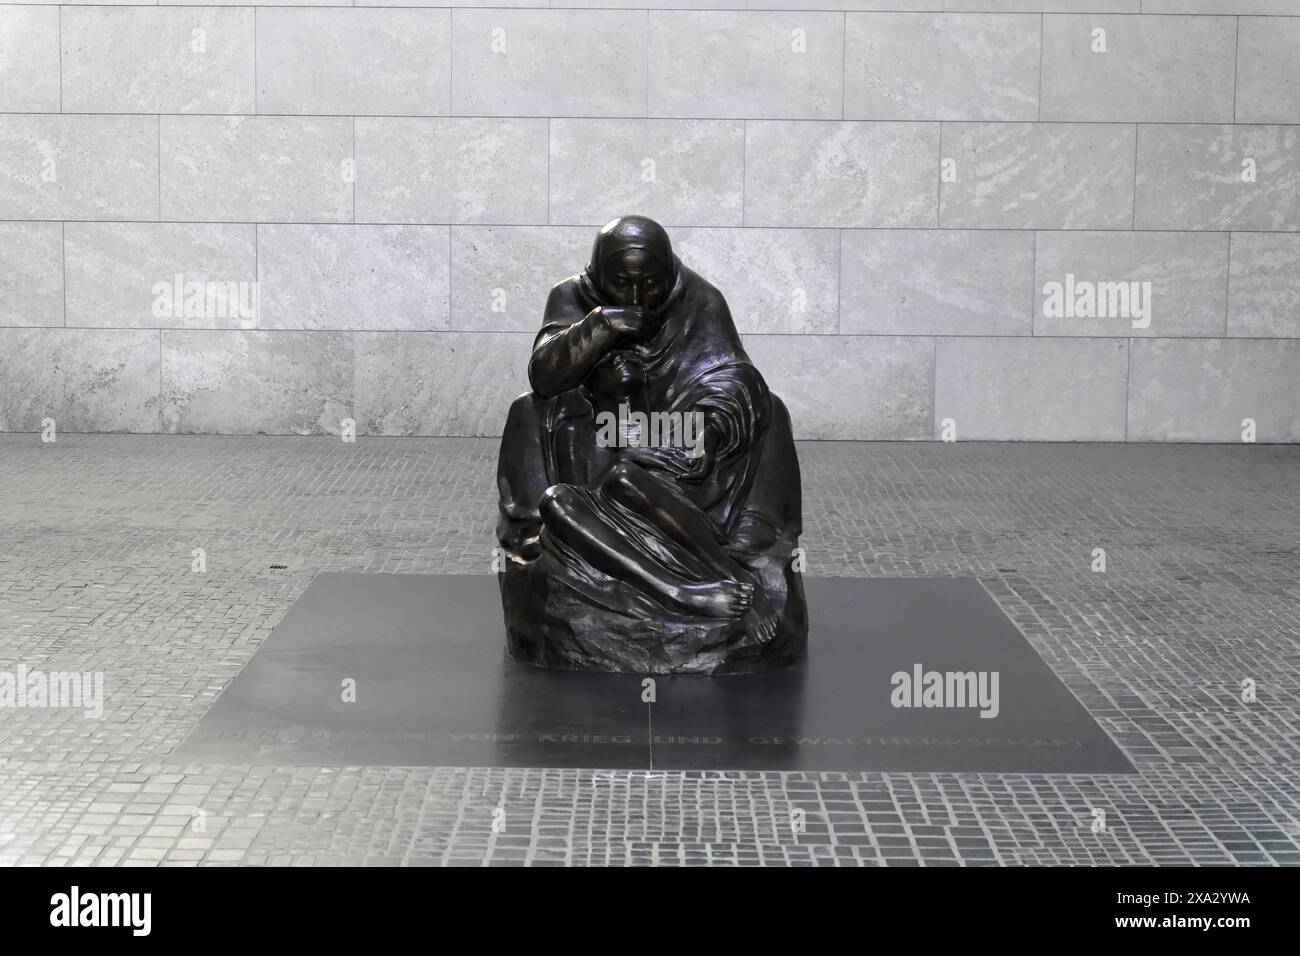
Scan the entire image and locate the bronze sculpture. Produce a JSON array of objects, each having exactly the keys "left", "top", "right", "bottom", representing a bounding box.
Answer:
[{"left": 495, "top": 215, "right": 807, "bottom": 674}]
